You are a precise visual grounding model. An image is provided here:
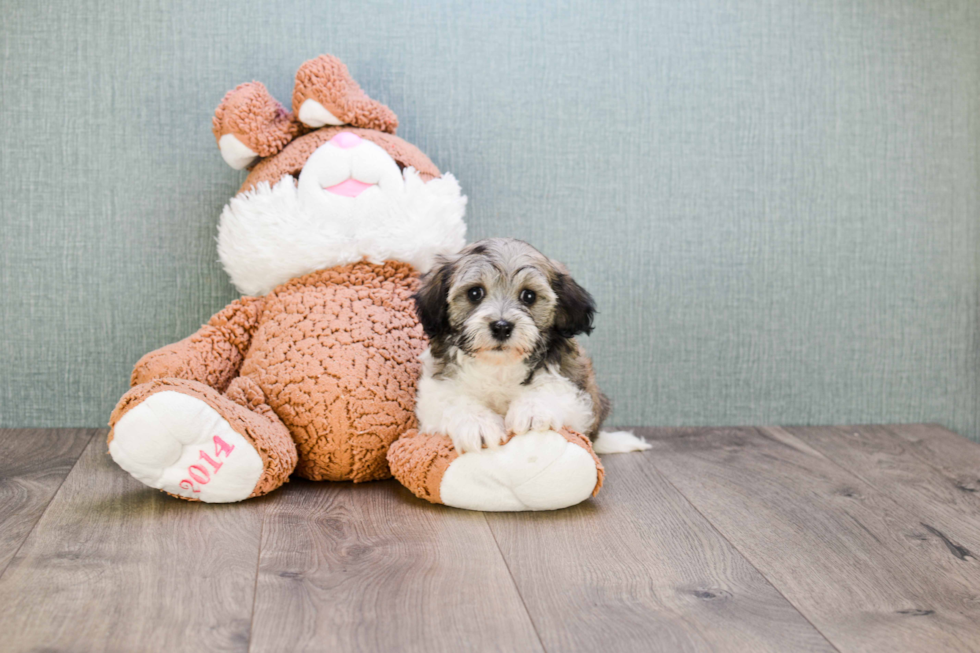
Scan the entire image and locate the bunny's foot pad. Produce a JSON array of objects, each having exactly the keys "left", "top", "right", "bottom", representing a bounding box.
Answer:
[{"left": 108, "top": 381, "right": 296, "bottom": 502}]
